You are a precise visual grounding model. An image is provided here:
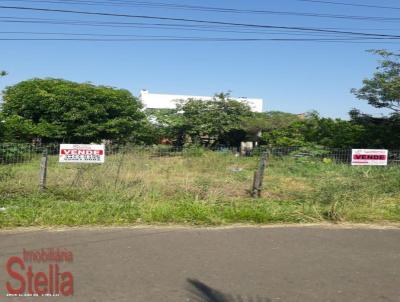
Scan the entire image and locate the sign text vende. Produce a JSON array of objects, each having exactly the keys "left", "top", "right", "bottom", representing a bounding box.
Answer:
[
  {"left": 61, "top": 149, "right": 104, "bottom": 155},
  {"left": 59, "top": 144, "right": 105, "bottom": 164},
  {"left": 351, "top": 149, "right": 388, "bottom": 166}
]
